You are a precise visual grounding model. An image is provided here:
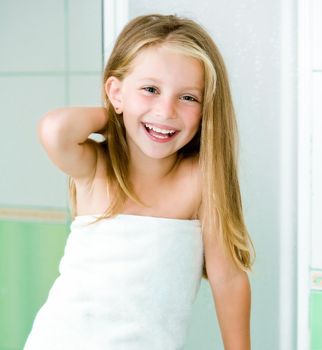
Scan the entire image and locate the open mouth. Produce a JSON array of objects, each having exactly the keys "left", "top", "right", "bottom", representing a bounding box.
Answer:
[{"left": 142, "top": 122, "right": 178, "bottom": 140}]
